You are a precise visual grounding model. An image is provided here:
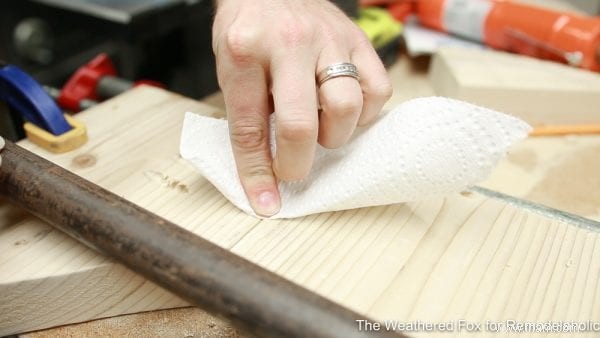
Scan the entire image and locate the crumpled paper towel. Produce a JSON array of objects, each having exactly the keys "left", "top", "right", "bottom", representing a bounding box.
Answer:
[{"left": 180, "top": 97, "right": 530, "bottom": 218}]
